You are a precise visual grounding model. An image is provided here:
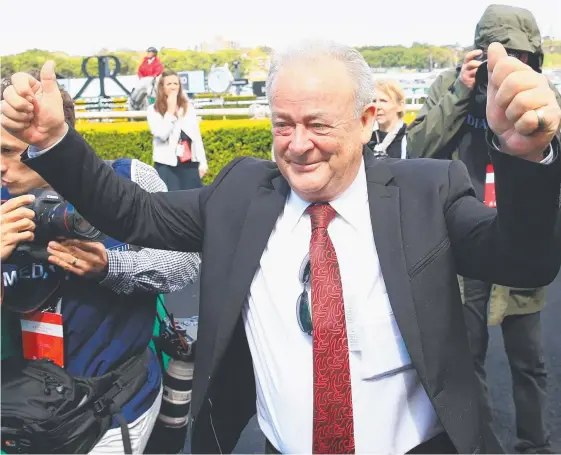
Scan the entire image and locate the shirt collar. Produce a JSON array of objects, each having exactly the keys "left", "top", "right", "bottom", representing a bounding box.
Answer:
[{"left": 283, "top": 158, "right": 368, "bottom": 231}]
